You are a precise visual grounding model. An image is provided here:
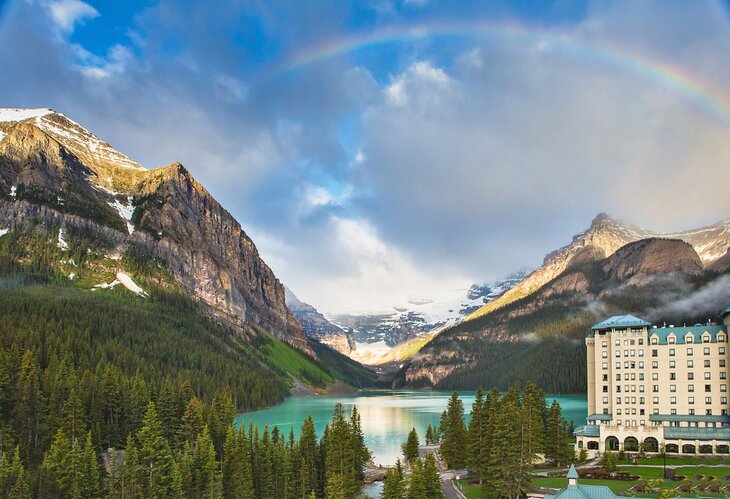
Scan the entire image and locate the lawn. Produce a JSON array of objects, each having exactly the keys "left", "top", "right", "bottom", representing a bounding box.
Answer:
[
  {"left": 674, "top": 466, "right": 730, "bottom": 478},
  {"left": 456, "top": 480, "right": 485, "bottom": 499},
  {"left": 636, "top": 456, "right": 730, "bottom": 466},
  {"left": 530, "top": 476, "right": 640, "bottom": 494}
]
